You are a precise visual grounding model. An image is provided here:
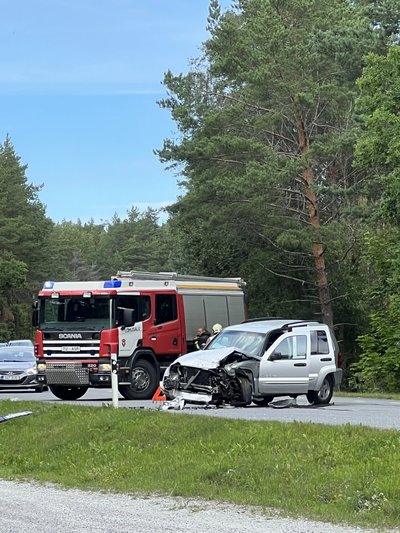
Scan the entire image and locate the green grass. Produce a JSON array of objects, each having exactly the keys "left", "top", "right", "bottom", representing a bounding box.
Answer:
[
  {"left": 337, "top": 391, "right": 400, "bottom": 400},
  {"left": 1, "top": 400, "right": 399, "bottom": 529}
]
